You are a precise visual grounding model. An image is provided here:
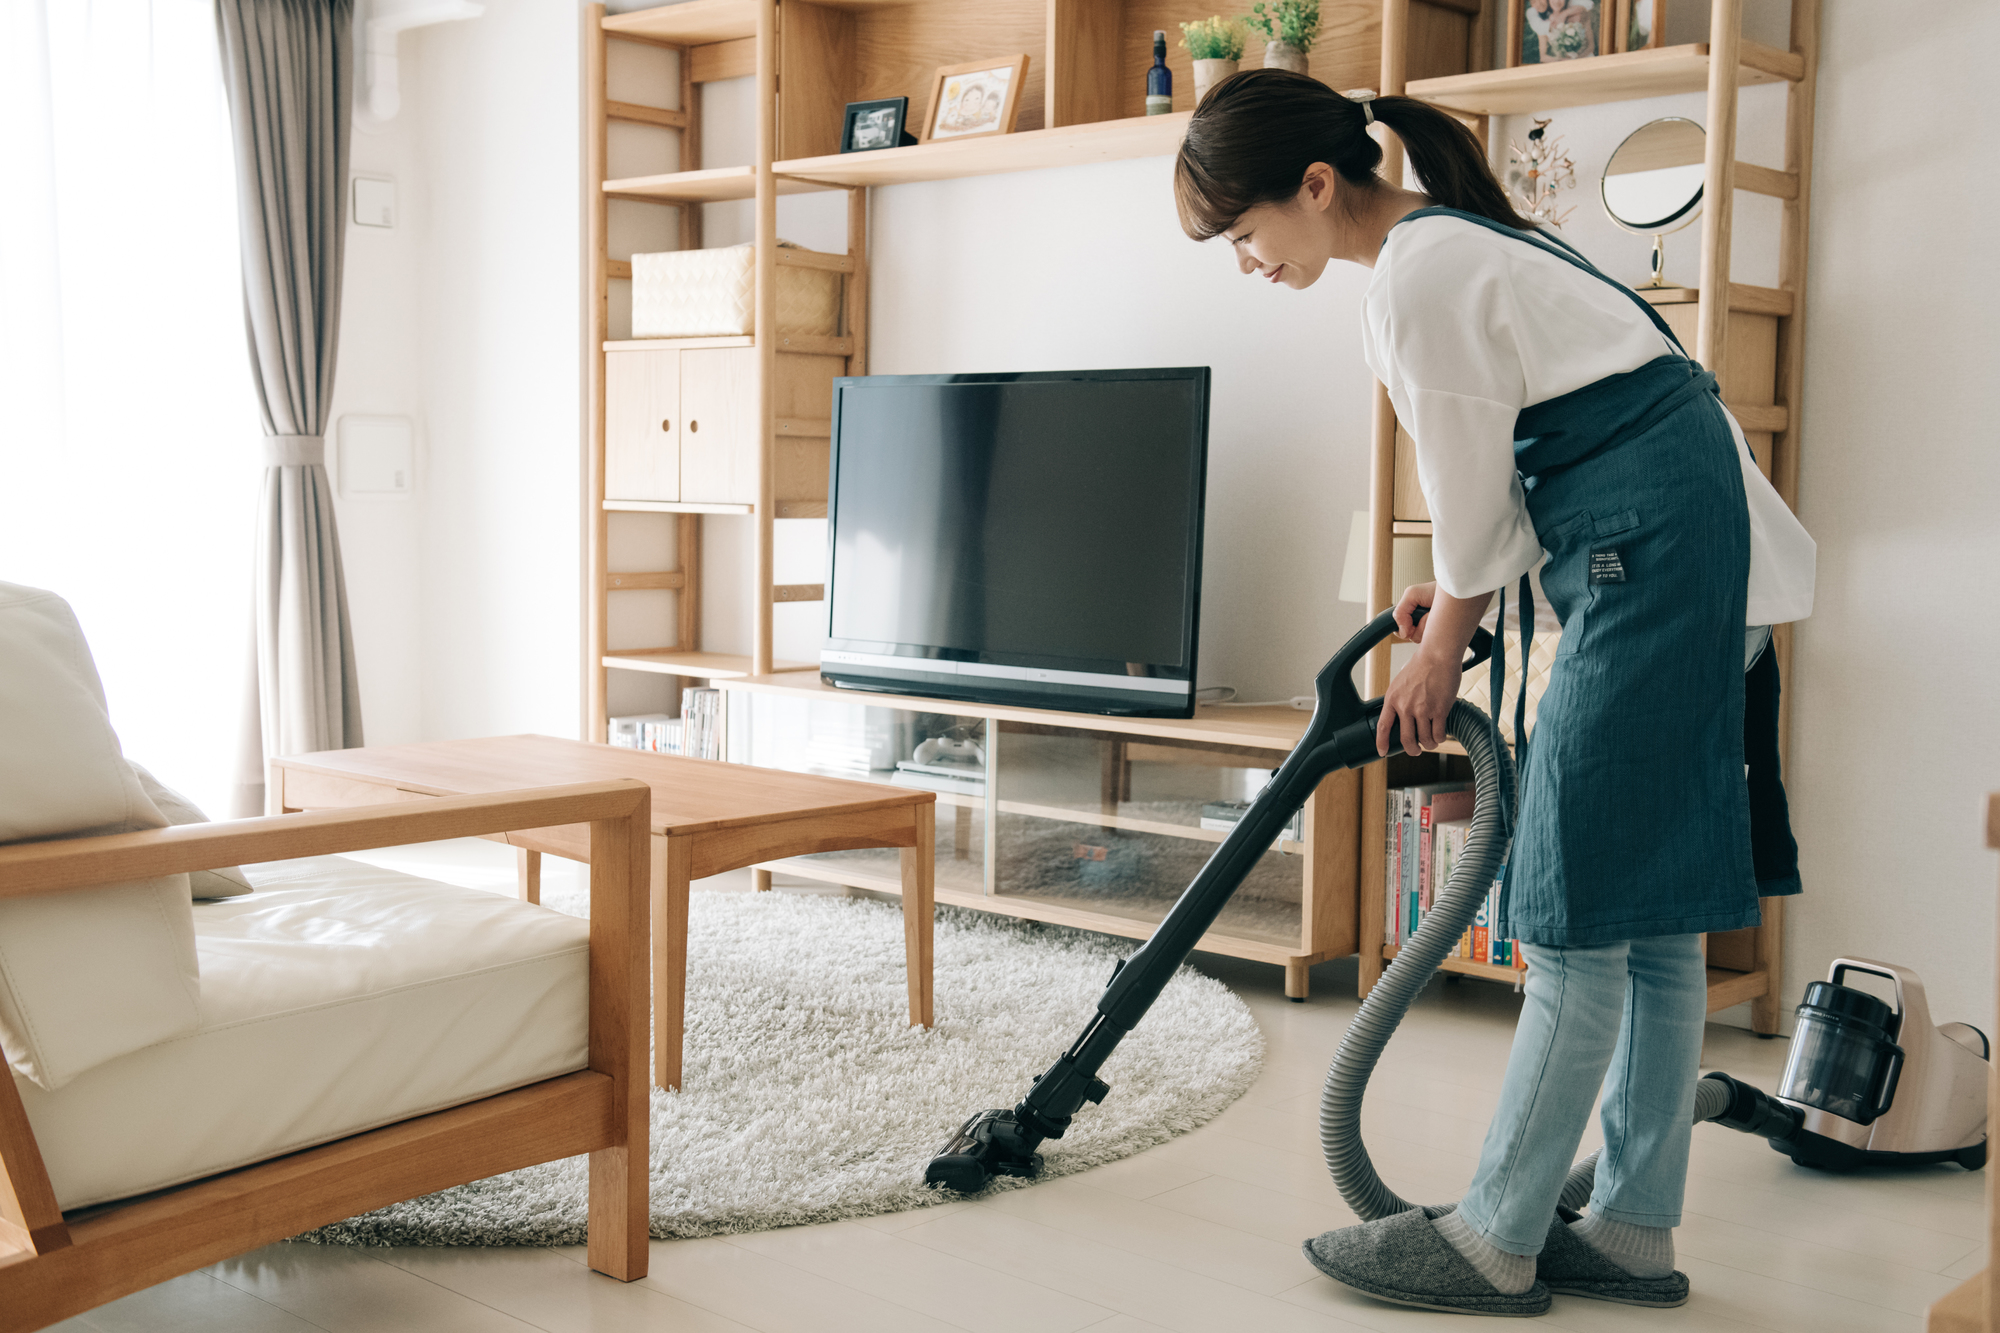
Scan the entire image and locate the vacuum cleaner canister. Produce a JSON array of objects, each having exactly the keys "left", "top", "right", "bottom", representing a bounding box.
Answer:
[{"left": 1770, "top": 959, "right": 1989, "bottom": 1171}]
